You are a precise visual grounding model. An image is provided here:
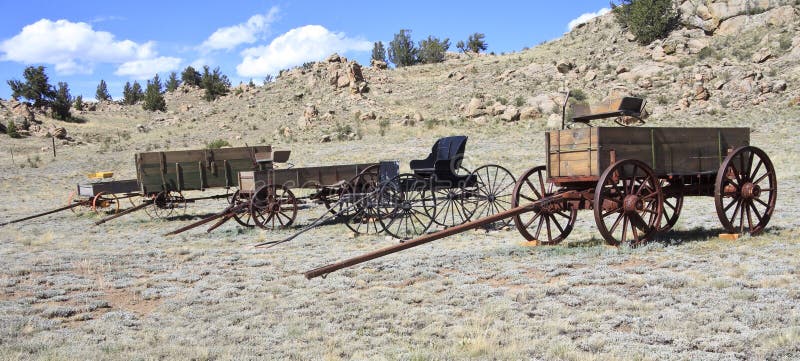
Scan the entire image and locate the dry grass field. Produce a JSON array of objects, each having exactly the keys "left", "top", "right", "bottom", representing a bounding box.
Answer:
[{"left": 1, "top": 105, "right": 798, "bottom": 360}]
